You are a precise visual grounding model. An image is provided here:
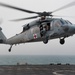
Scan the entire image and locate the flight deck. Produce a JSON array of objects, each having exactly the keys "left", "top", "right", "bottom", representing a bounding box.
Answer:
[{"left": 0, "top": 64, "right": 75, "bottom": 75}]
